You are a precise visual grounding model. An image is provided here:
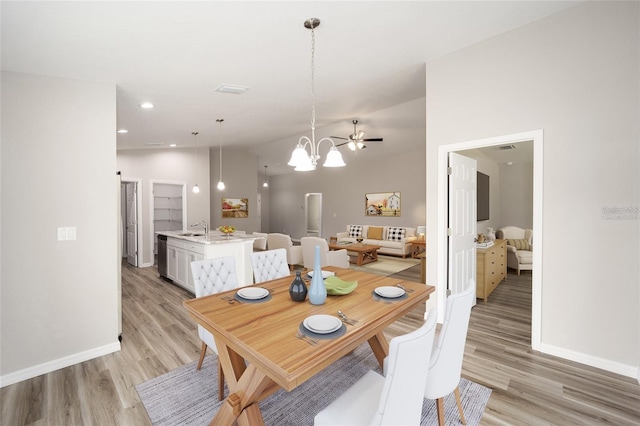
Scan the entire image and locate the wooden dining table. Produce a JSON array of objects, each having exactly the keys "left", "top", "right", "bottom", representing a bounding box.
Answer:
[{"left": 183, "top": 266, "right": 435, "bottom": 425}]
